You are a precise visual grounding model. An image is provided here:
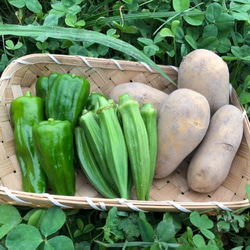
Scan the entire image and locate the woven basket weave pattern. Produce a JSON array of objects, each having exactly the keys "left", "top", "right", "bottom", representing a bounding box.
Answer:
[{"left": 0, "top": 54, "right": 249, "bottom": 212}]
